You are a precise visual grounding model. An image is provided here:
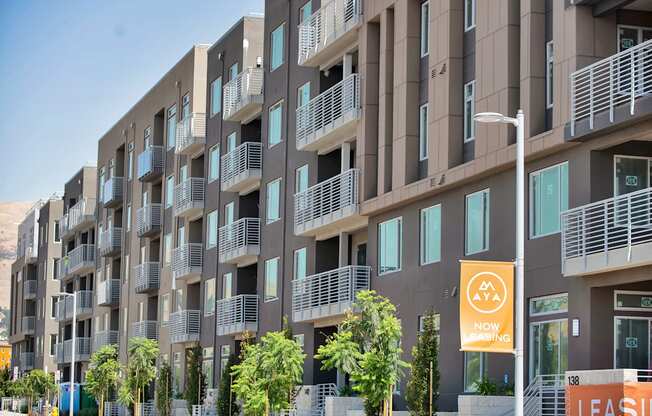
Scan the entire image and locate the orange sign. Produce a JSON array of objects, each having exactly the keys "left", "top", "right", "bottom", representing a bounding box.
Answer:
[
  {"left": 459, "top": 260, "right": 514, "bottom": 353},
  {"left": 566, "top": 383, "right": 652, "bottom": 416}
]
